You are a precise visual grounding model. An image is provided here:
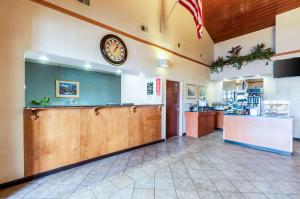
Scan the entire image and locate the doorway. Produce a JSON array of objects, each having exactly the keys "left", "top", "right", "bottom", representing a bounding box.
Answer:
[{"left": 166, "top": 80, "right": 180, "bottom": 139}]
